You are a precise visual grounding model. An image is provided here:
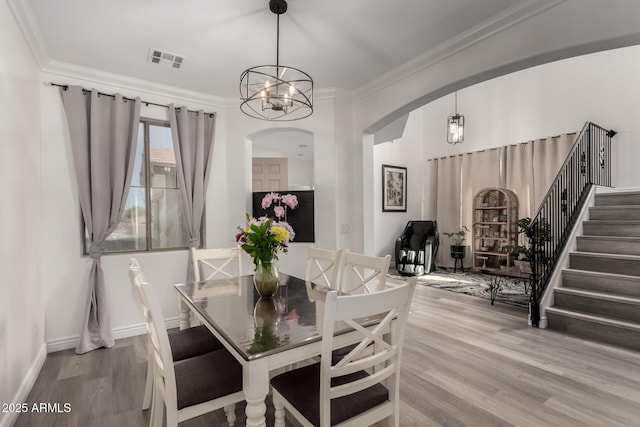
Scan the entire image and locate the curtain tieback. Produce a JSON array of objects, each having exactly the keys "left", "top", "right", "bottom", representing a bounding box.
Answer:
[
  {"left": 88, "top": 243, "right": 103, "bottom": 260},
  {"left": 187, "top": 238, "right": 200, "bottom": 248}
]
